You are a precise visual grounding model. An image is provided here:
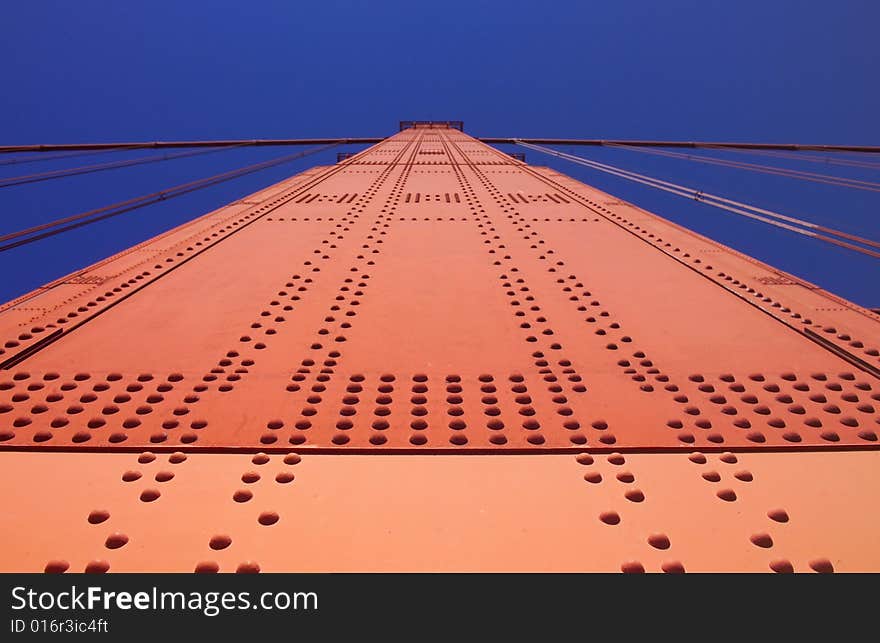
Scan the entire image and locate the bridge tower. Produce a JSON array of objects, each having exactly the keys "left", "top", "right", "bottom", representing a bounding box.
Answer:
[{"left": 1, "top": 123, "right": 878, "bottom": 572}]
